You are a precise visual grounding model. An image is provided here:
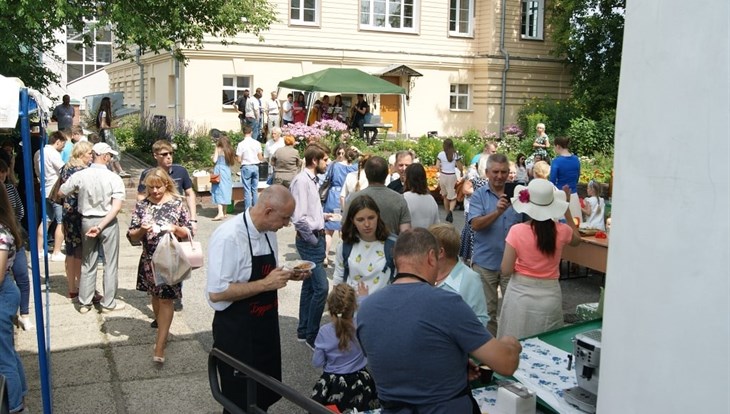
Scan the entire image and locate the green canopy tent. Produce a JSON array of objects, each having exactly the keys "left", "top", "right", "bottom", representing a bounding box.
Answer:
[{"left": 277, "top": 68, "right": 408, "bottom": 135}]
